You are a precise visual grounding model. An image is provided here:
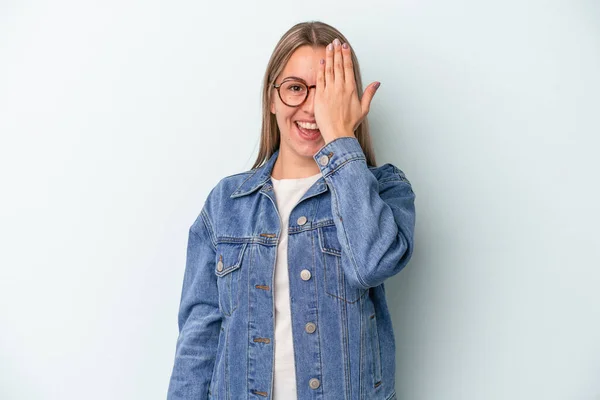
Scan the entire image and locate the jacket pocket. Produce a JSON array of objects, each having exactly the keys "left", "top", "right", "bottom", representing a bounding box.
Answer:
[
  {"left": 209, "top": 318, "right": 227, "bottom": 398},
  {"left": 215, "top": 241, "right": 248, "bottom": 315},
  {"left": 317, "top": 224, "right": 367, "bottom": 303},
  {"left": 369, "top": 311, "right": 383, "bottom": 388}
]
